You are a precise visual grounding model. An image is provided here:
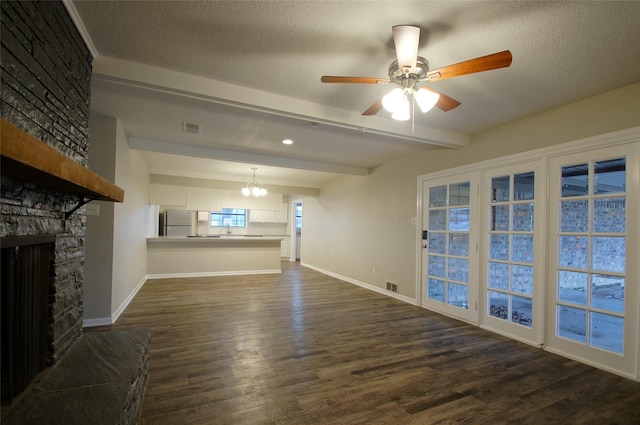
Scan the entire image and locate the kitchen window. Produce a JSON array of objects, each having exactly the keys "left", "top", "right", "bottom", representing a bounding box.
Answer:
[{"left": 210, "top": 208, "right": 246, "bottom": 227}]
